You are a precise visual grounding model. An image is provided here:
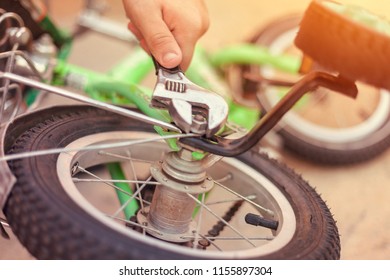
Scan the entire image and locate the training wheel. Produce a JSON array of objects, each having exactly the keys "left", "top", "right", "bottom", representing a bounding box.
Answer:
[{"left": 295, "top": 0, "right": 390, "bottom": 90}]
